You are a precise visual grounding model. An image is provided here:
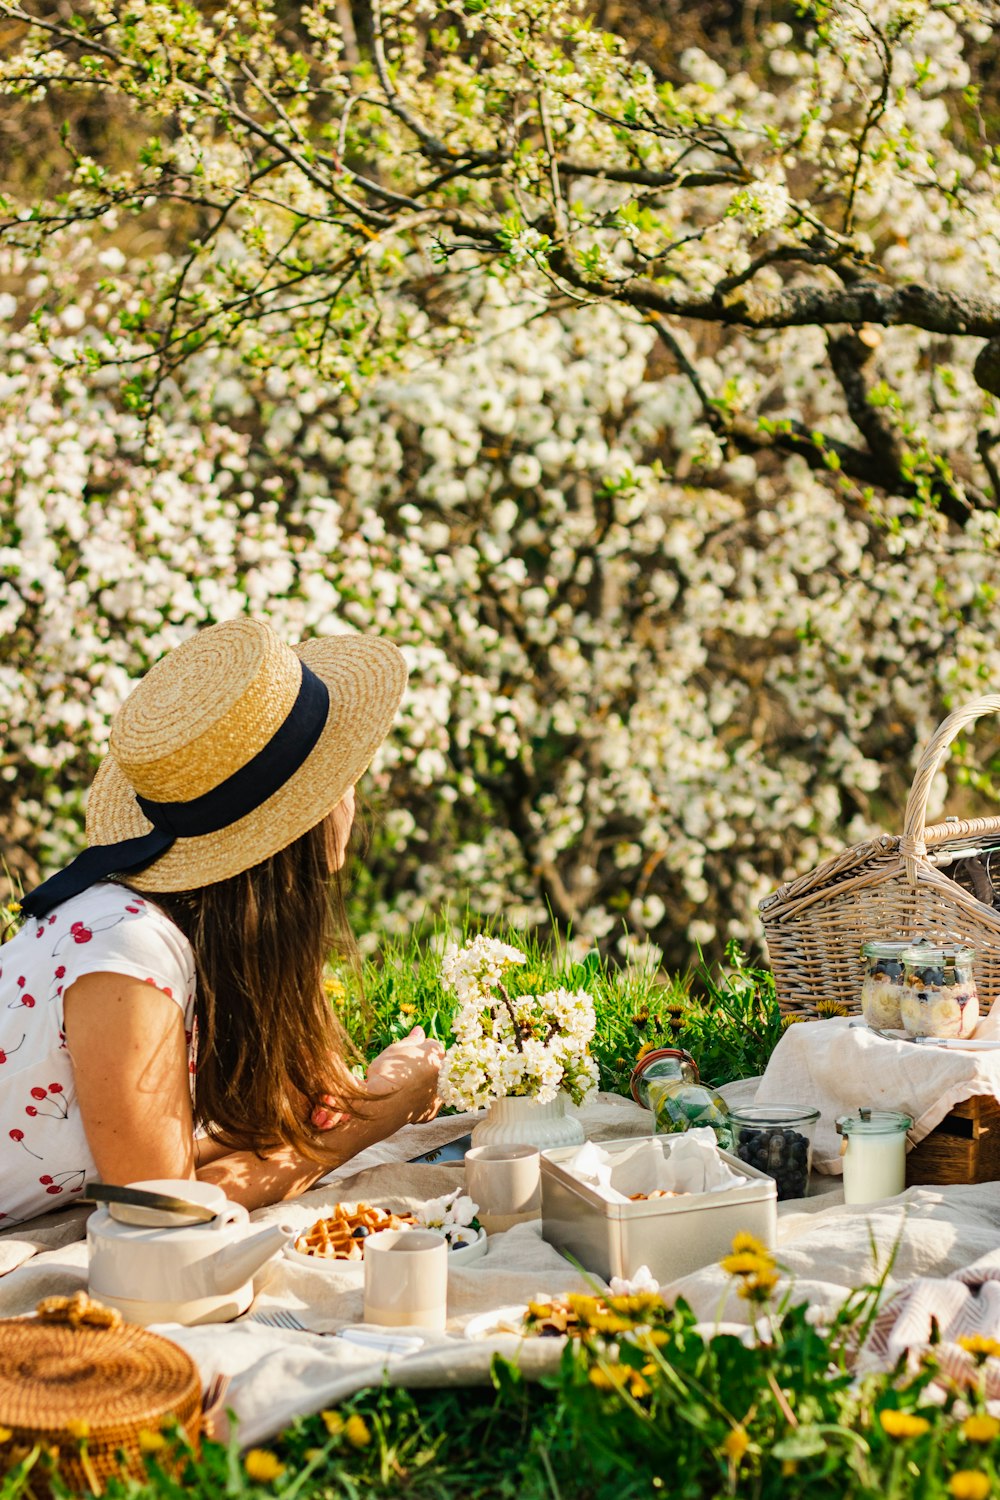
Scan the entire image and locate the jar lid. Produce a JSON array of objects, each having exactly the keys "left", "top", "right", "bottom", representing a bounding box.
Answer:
[
  {"left": 861, "top": 940, "right": 914, "bottom": 959},
  {"left": 835, "top": 1108, "right": 913, "bottom": 1136},
  {"left": 901, "top": 944, "right": 975, "bottom": 965},
  {"left": 629, "top": 1047, "right": 699, "bottom": 1105},
  {"left": 729, "top": 1104, "right": 820, "bottom": 1126}
]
